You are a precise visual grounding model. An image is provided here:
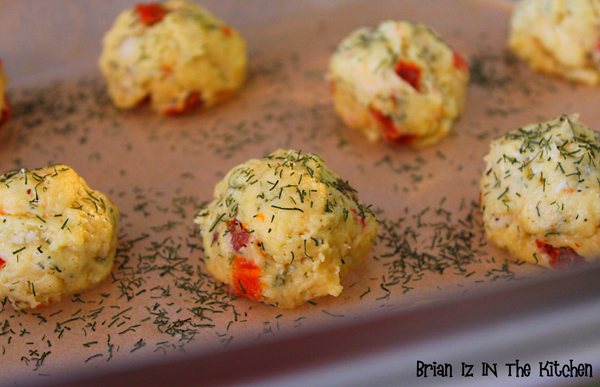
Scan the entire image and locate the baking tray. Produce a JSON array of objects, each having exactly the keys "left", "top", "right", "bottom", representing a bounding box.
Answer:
[{"left": 1, "top": 0, "right": 599, "bottom": 385}]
